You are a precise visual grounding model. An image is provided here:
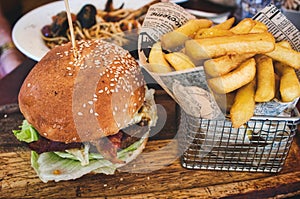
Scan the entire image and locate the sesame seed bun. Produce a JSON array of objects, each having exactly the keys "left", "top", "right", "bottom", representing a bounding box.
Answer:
[{"left": 18, "top": 39, "right": 146, "bottom": 143}]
